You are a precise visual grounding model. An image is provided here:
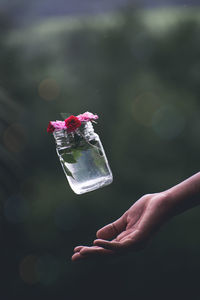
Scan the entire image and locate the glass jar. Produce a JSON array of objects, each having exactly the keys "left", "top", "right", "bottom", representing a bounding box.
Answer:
[{"left": 53, "top": 121, "right": 113, "bottom": 194}]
